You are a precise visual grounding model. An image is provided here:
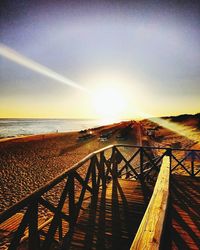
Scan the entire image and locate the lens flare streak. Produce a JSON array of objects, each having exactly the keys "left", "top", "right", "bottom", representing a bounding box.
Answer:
[{"left": 0, "top": 43, "right": 89, "bottom": 93}]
